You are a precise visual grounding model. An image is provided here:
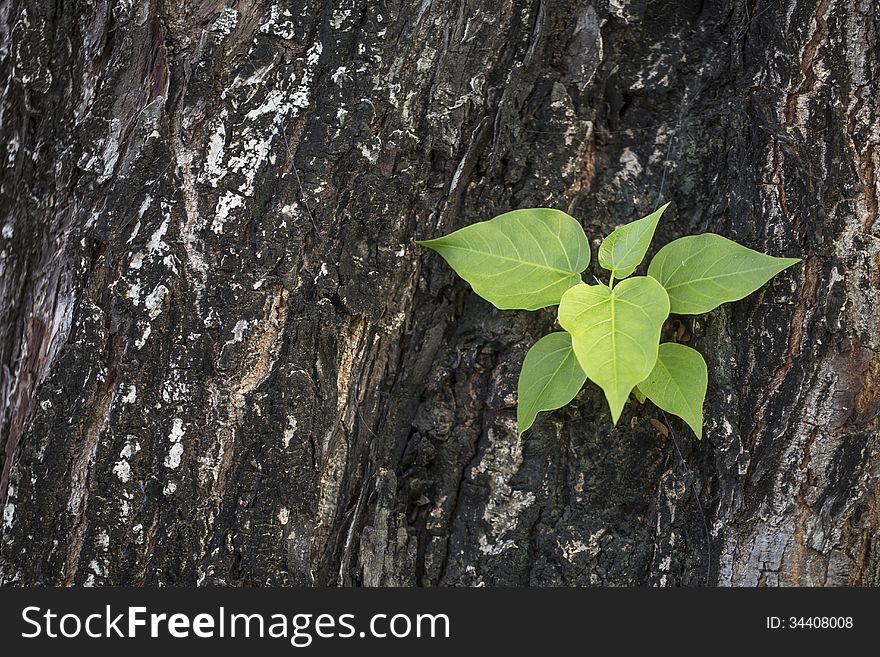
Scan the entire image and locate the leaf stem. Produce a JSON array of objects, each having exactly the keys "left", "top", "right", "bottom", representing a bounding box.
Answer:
[{"left": 608, "top": 273, "right": 615, "bottom": 288}]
